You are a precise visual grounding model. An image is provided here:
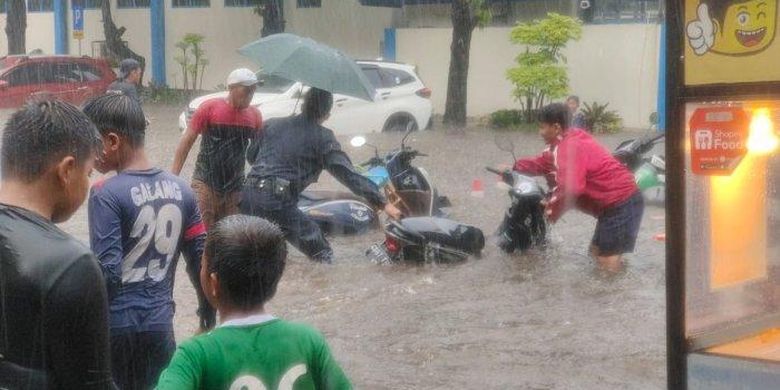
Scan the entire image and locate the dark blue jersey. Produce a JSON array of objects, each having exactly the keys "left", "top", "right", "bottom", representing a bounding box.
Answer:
[{"left": 88, "top": 168, "right": 212, "bottom": 333}]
